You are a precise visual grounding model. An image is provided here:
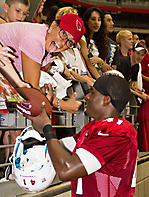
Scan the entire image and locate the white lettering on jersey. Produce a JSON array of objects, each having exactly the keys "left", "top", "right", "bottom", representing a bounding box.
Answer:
[
  {"left": 116, "top": 119, "right": 123, "bottom": 125},
  {"left": 98, "top": 130, "right": 109, "bottom": 136},
  {"left": 95, "top": 172, "right": 121, "bottom": 197},
  {"left": 76, "top": 177, "right": 83, "bottom": 195},
  {"left": 131, "top": 160, "right": 137, "bottom": 188},
  {"left": 104, "top": 118, "right": 114, "bottom": 122}
]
